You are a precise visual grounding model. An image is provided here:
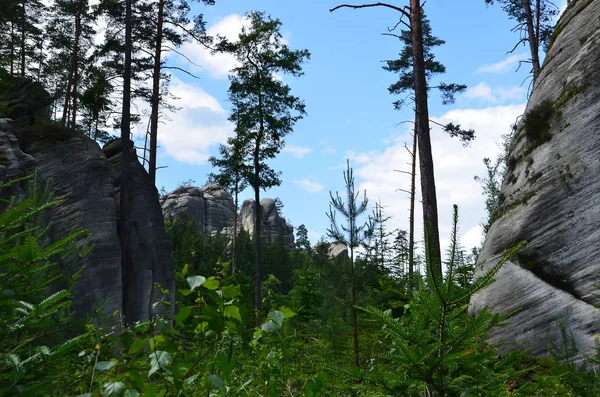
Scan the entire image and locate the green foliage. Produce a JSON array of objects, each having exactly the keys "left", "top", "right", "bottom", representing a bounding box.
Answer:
[{"left": 523, "top": 99, "right": 554, "bottom": 148}]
